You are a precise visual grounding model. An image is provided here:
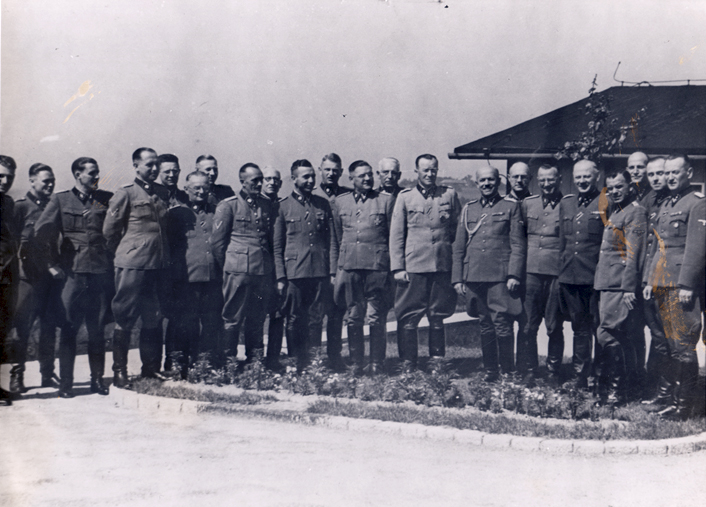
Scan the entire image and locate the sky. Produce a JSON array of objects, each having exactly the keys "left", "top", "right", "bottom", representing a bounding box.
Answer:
[{"left": 1, "top": 0, "right": 705, "bottom": 197}]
